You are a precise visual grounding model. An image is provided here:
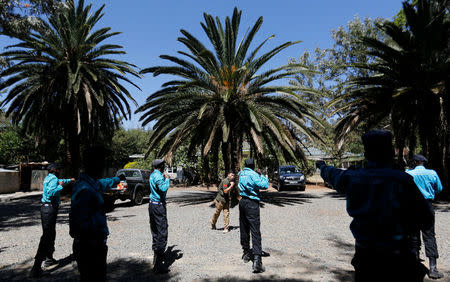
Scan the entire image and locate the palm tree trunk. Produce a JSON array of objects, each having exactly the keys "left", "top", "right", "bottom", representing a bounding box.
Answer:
[
  {"left": 201, "top": 153, "right": 211, "bottom": 186},
  {"left": 211, "top": 143, "right": 219, "bottom": 183},
  {"left": 222, "top": 142, "right": 231, "bottom": 176},
  {"left": 67, "top": 132, "right": 81, "bottom": 177},
  {"left": 230, "top": 131, "right": 242, "bottom": 174}
]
